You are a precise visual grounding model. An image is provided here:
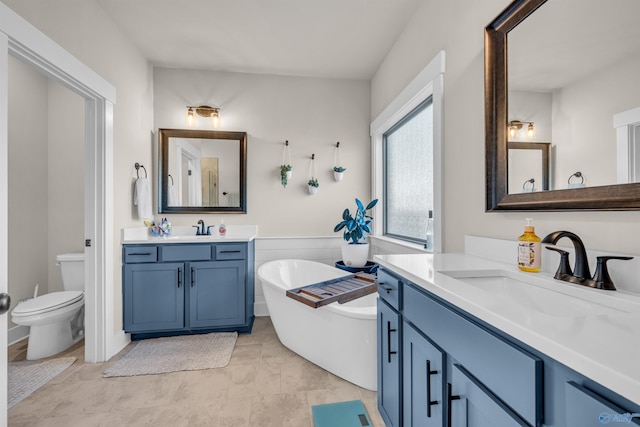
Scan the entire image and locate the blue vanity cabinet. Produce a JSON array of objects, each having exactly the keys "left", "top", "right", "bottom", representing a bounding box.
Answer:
[
  {"left": 378, "top": 298, "right": 402, "bottom": 427},
  {"left": 378, "top": 266, "right": 542, "bottom": 427},
  {"left": 189, "top": 260, "right": 246, "bottom": 328},
  {"left": 123, "top": 262, "right": 185, "bottom": 332},
  {"left": 449, "top": 363, "right": 529, "bottom": 427},
  {"left": 377, "top": 268, "right": 403, "bottom": 427},
  {"left": 402, "top": 321, "right": 444, "bottom": 427},
  {"left": 123, "top": 241, "right": 255, "bottom": 338},
  {"left": 378, "top": 265, "right": 640, "bottom": 427}
]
